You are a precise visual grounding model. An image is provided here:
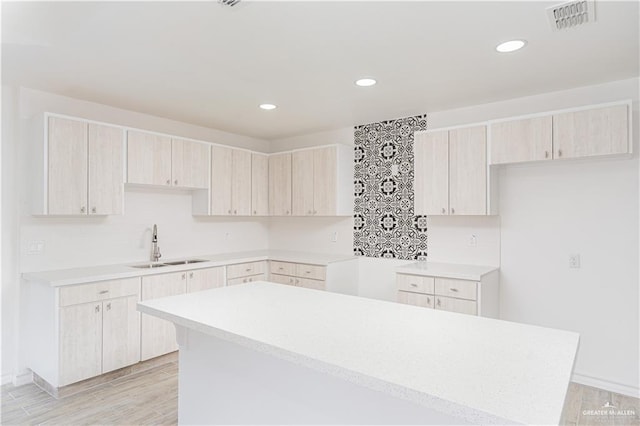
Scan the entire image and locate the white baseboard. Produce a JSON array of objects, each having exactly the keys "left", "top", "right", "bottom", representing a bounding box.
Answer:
[
  {"left": 12, "top": 370, "right": 33, "bottom": 387},
  {"left": 572, "top": 372, "right": 640, "bottom": 398},
  {"left": 1, "top": 373, "right": 12, "bottom": 385}
]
